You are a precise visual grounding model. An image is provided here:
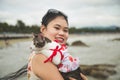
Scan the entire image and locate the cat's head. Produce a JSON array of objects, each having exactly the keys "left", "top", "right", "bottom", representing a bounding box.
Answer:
[{"left": 33, "top": 33, "right": 51, "bottom": 48}]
